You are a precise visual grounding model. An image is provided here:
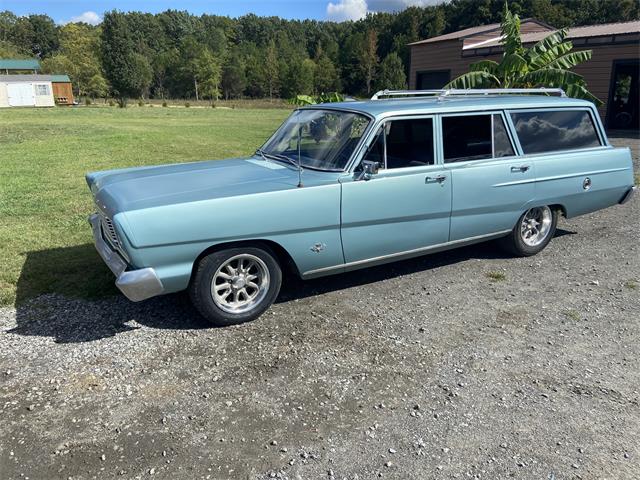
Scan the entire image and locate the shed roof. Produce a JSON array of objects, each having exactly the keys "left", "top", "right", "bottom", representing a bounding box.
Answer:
[
  {"left": 0, "top": 59, "right": 41, "bottom": 70},
  {"left": 474, "top": 19, "right": 640, "bottom": 48},
  {"left": 0, "top": 74, "right": 71, "bottom": 83}
]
